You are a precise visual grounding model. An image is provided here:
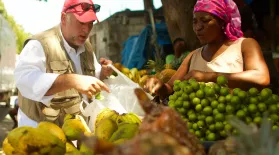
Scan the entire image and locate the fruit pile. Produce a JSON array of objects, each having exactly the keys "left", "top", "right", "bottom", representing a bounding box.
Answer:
[
  {"left": 94, "top": 108, "right": 142, "bottom": 144},
  {"left": 2, "top": 109, "right": 142, "bottom": 155},
  {"left": 113, "top": 63, "right": 149, "bottom": 87},
  {"left": 2, "top": 115, "right": 91, "bottom": 155},
  {"left": 168, "top": 76, "right": 279, "bottom": 141}
]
